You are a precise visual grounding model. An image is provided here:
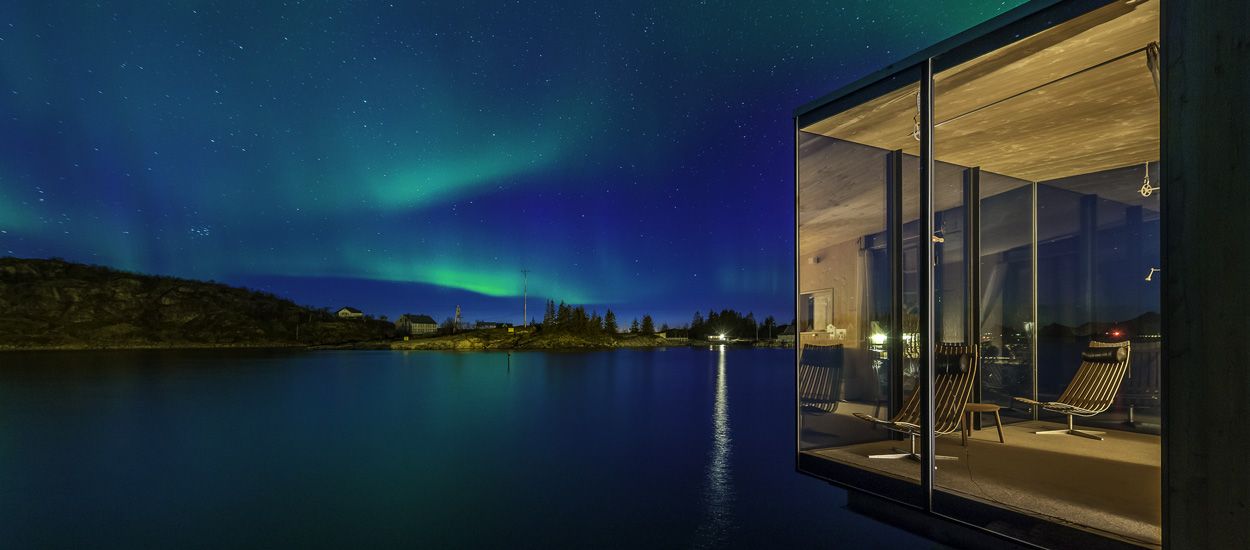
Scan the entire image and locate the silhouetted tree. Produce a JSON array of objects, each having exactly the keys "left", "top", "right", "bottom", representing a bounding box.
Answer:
[
  {"left": 543, "top": 299, "right": 556, "bottom": 327},
  {"left": 687, "top": 308, "right": 761, "bottom": 340},
  {"left": 641, "top": 315, "right": 655, "bottom": 335},
  {"left": 762, "top": 315, "right": 778, "bottom": 339},
  {"left": 630, "top": 318, "right": 640, "bottom": 333},
  {"left": 571, "top": 305, "right": 590, "bottom": 333},
  {"left": 604, "top": 309, "right": 619, "bottom": 333}
]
